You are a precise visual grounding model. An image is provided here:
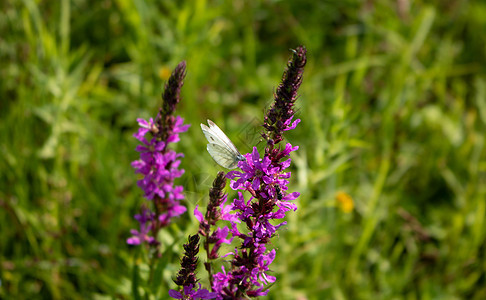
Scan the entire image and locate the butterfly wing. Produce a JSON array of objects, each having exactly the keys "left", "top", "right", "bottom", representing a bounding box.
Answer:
[
  {"left": 201, "top": 120, "right": 246, "bottom": 169},
  {"left": 206, "top": 120, "right": 242, "bottom": 155},
  {"left": 206, "top": 143, "right": 240, "bottom": 169},
  {"left": 201, "top": 123, "right": 227, "bottom": 148}
]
